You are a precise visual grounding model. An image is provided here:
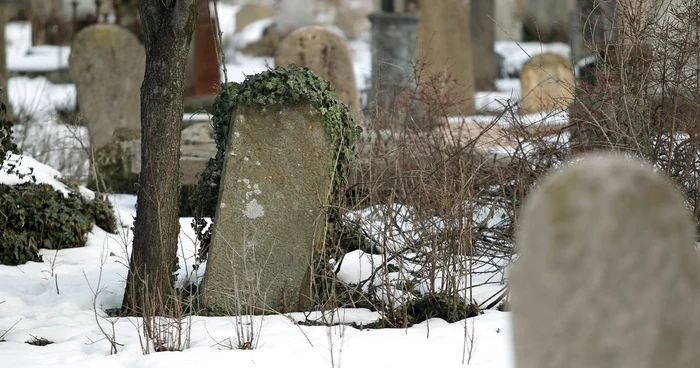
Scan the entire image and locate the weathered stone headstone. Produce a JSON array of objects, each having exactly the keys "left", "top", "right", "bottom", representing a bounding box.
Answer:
[
  {"left": 201, "top": 65, "right": 360, "bottom": 314},
  {"left": 470, "top": 0, "right": 497, "bottom": 91},
  {"left": 511, "top": 153, "right": 700, "bottom": 368},
  {"left": 275, "top": 25, "right": 363, "bottom": 124},
  {"left": 235, "top": 3, "right": 275, "bottom": 33},
  {"left": 415, "top": 0, "right": 476, "bottom": 116},
  {"left": 520, "top": 53, "right": 575, "bottom": 114},
  {"left": 368, "top": 11, "right": 420, "bottom": 125},
  {"left": 70, "top": 24, "right": 145, "bottom": 150},
  {"left": 495, "top": 0, "right": 524, "bottom": 41}
]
